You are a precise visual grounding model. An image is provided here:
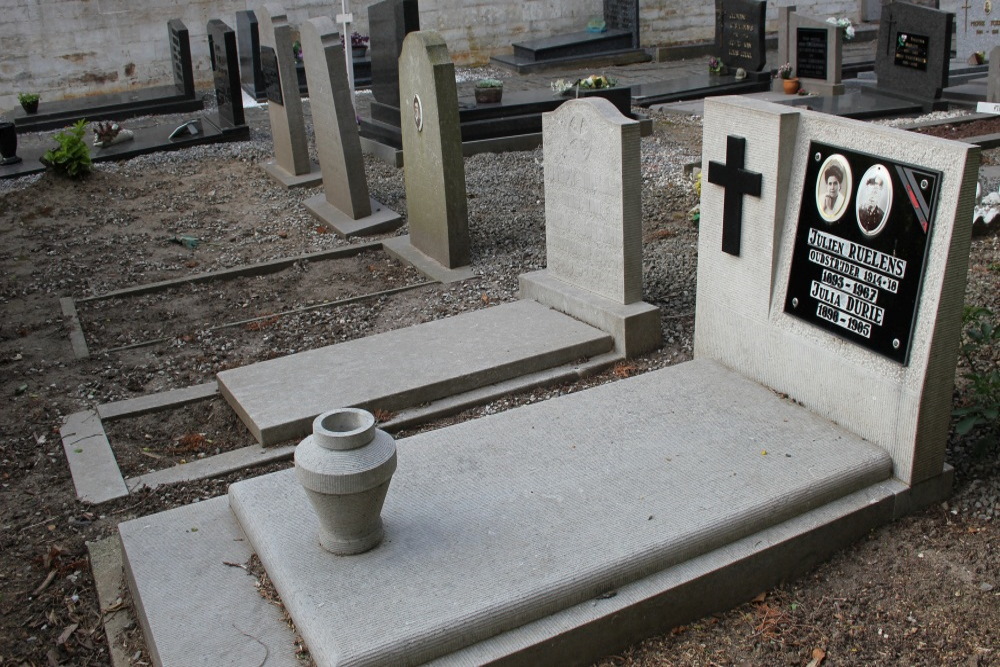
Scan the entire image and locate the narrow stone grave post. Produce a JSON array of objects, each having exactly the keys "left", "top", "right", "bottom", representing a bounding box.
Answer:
[
  {"left": 519, "top": 97, "right": 661, "bottom": 357},
  {"left": 300, "top": 16, "right": 402, "bottom": 236},
  {"left": 257, "top": 3, "right": 322, "bottom": 188},
  {"left": 382, "top": 30, "right": 472, "bottom": 282}
]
